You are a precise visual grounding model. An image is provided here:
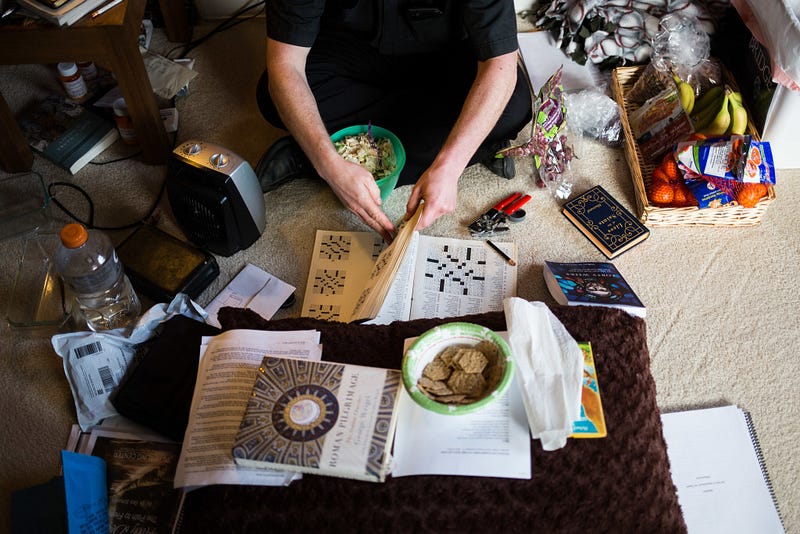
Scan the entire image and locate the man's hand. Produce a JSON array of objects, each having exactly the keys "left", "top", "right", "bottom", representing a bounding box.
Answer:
[
  {"left": 405, "top": 161, "right": 459, "bottom": 230},
  {"left": 324, "top": 158, "right": 396, "bottom": 243}
]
